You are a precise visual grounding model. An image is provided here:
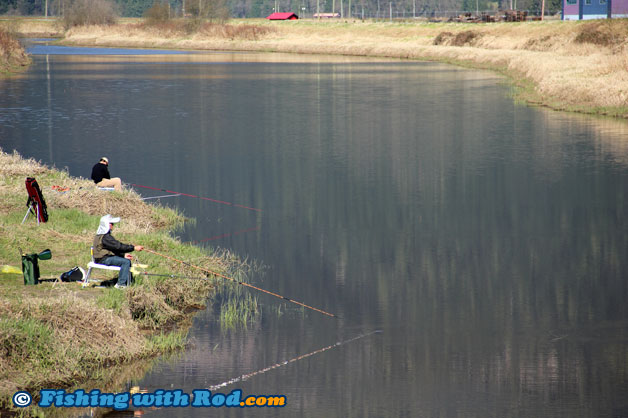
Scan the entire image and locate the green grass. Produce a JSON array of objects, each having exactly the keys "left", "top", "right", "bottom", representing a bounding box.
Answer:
[
  {"left": 0, "top": 318, "right": 55, "bottom": 367},
  {"left": 96, "top": 288, "right": 127, "bottom": 313},
  {"left": 219, "top": 292, "right": 260, "bottom": 328},
  {"left": 0, "top": 150, "right": 243, "bottom": 412},
  {"left": 146, "top": 330, "right": 189, "bottom": 353}
]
